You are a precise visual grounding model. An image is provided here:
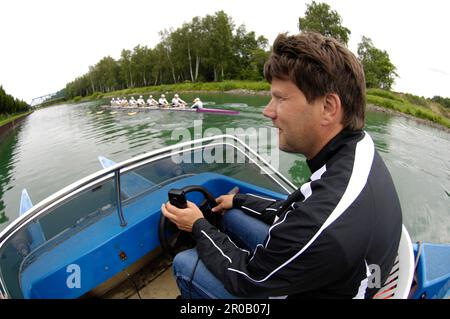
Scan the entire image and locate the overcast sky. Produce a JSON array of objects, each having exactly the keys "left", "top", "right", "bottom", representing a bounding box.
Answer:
[{"left": 1, "top": 0, "right": 449, "bottom": 103}]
